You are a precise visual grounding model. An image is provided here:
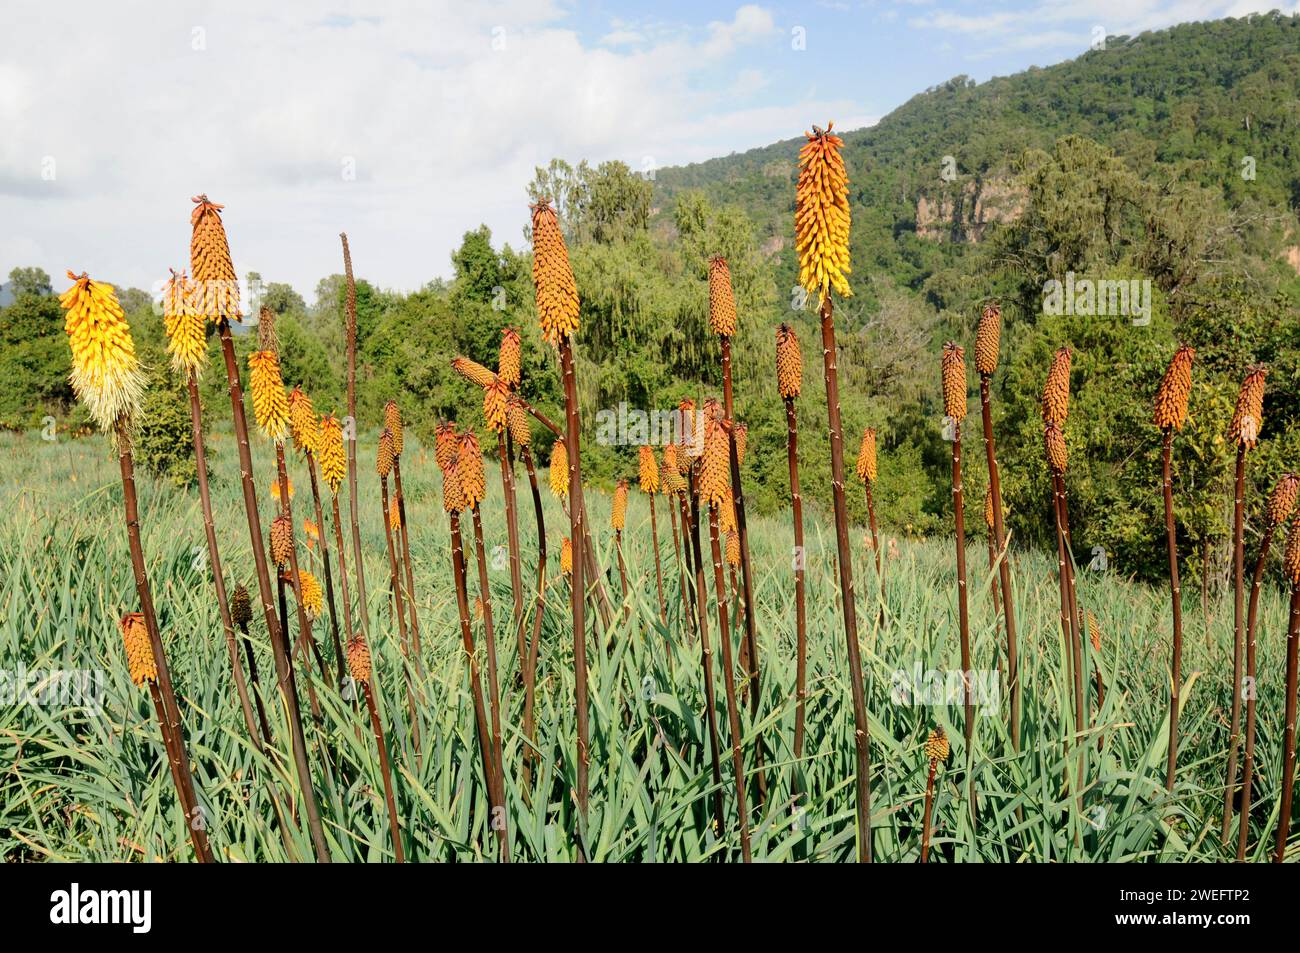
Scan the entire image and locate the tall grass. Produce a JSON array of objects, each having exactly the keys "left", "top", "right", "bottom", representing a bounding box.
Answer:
[{"left": 6, "top": 427, "right": 1297, "bottom": 861}]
